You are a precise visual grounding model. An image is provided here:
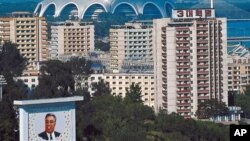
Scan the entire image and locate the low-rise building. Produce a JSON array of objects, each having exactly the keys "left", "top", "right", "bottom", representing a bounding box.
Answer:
[{"left": 87, "top": 73, "right": 155, "bottom": 108}]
